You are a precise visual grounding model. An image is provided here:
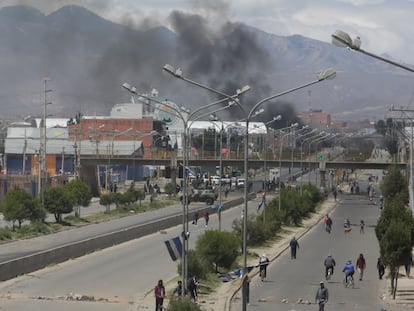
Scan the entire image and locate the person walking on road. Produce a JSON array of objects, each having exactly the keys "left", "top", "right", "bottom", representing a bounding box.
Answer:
[
  {"left": 356, "top": 253, "right": 366, "bottom": 281},
  {"left": 323, "top": 214, "right": 333, "bottom": 233},
  {"left": 203, "top": 212, "right": 209, "bottom": 227},
  {"left": 377, "top": 257, "right": 386, "bottom": 280},
  {"left": 154, "top": 279, "right": 165, "bottom": 311},
  {"left": 315, "top": 281, "right": 329, "bottom": 311},
  {"left": 360, "top": 220, "right": 365, "bottom": 234},
  {"left": 290, "top": 236, "right": 300, "bottom": 259},
  {"left": 193, "top": 212, "right": 199, "bottom": 225},
  {"left": 257, "top": 192, "right": 266, "bottom": 211}
]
